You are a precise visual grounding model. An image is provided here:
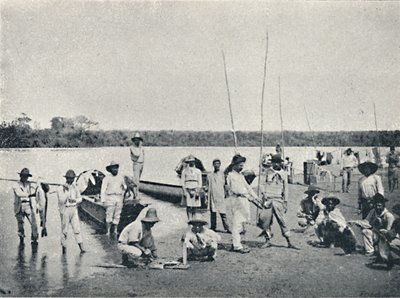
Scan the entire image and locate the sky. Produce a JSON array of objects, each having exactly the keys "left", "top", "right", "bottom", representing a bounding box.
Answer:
[{"left": 0, "top": 1, "right": 399, "bottom": 132}]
